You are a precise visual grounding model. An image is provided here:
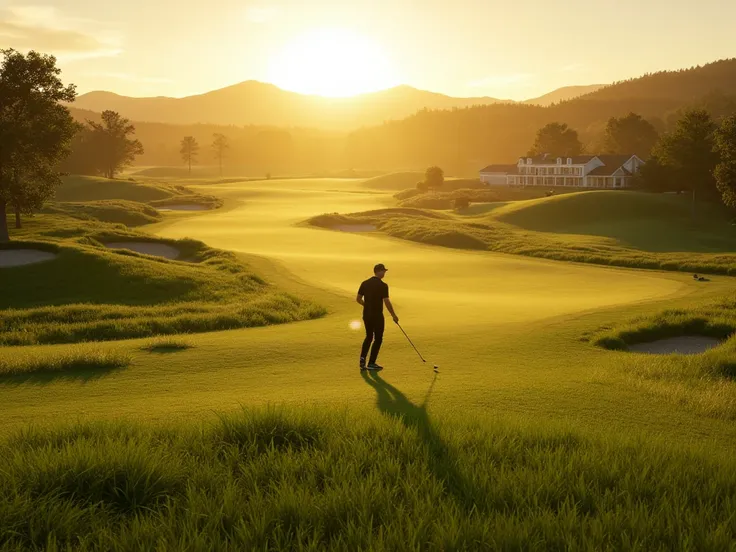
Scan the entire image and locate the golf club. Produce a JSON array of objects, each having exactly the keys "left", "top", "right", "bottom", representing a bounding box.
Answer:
[{"left": 395, "top": 321, "right": 439, "bottom": 372}]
